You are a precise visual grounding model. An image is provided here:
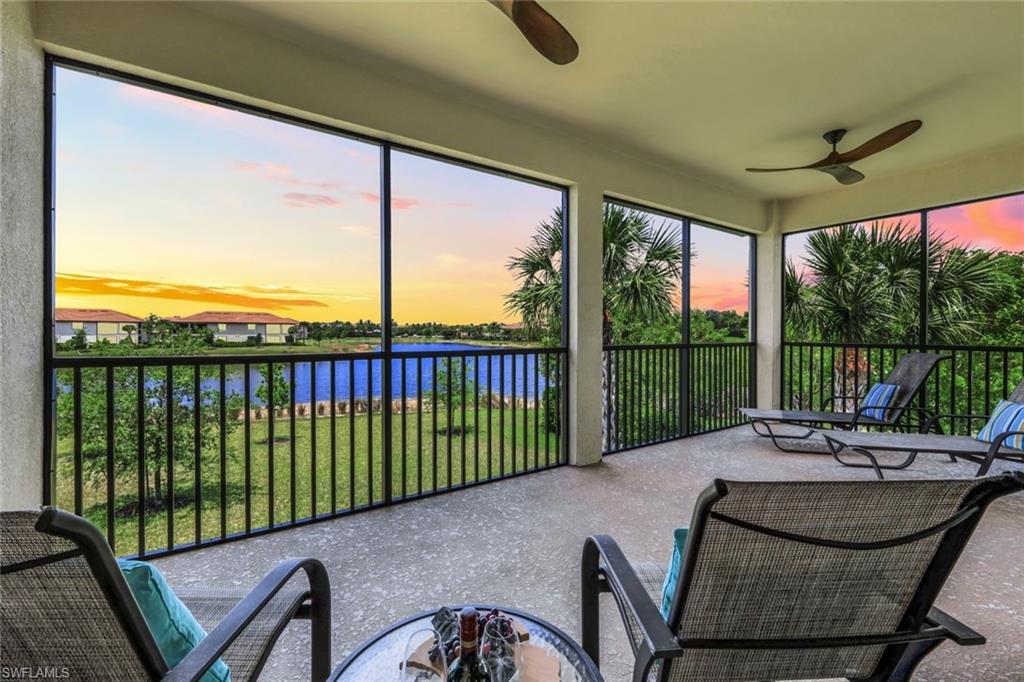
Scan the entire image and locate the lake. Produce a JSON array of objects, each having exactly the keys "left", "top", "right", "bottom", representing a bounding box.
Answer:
[{"left": 219, "top": 343, "right": 554, "bottom": 404}]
